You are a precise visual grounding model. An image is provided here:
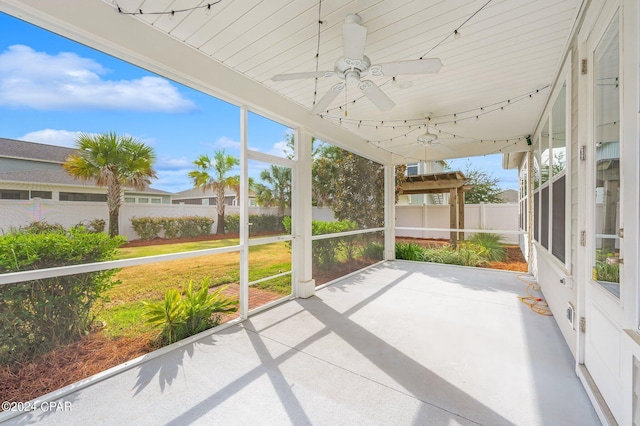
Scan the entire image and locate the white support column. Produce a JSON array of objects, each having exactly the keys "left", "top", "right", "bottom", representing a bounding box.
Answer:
[
  {"left": 384, "top": 163, "right": 396, "bottom": 260},
  {"left": 239, "top": 107, "right": 249, "bottom": 317},
  {"left": 293, "top": 129, "right": 315, "bottom": 298}
]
